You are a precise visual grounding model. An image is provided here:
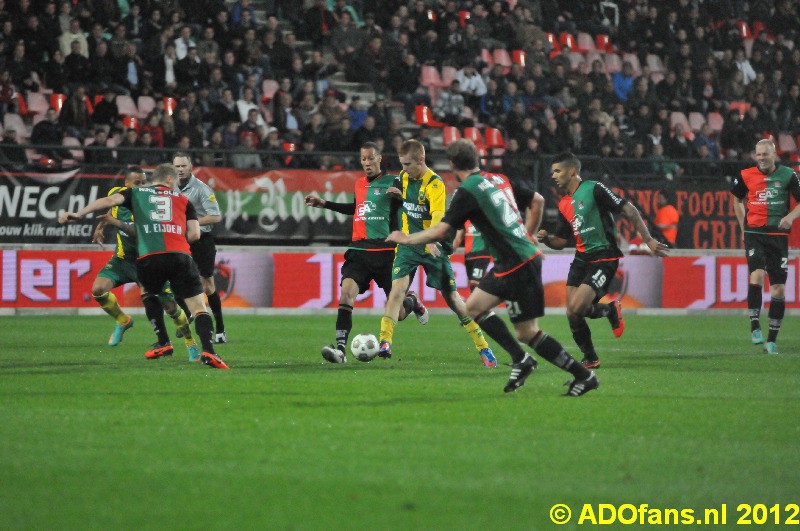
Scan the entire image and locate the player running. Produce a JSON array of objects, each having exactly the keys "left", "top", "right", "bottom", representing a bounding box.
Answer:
[
  {"left": 388, "top": 139, "right": 596, "bottom": 395},
  {"left": 379, "top": 139, "right": 495, "bottom": 367},
  {"left": 60, "top": 164, "right": 229, "bottom": 369},
  {"left": 537, "top": 152, "right": 668, "bottom": 368},
  {"left": 731, "top": 139, "right": 800, "bottom": 354},
  {"left": 91, "top": 167, "right": 176, "bottom": 353},
  {"left": 304, "top": 142, "right": 427, "bottom": 363}
]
